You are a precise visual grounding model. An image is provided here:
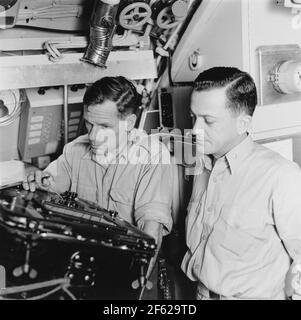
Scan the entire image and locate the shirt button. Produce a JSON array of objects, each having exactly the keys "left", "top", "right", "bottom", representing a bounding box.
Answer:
[
  {"left": 207, "top": 207, "right": 213, "bottom": 213},
  {"left": 212, "top": 177, "right": 217, "bottom": 183},
  {"left": 201, "top": 235, "right": 207, "bottom": 241}
]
